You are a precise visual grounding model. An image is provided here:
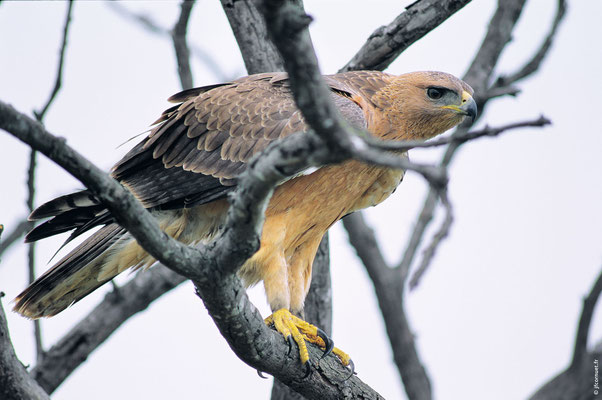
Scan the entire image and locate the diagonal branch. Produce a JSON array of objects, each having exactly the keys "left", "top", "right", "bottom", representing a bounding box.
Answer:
[{"left": 340, "top": 0, "right": 472, "bottom": 72}]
